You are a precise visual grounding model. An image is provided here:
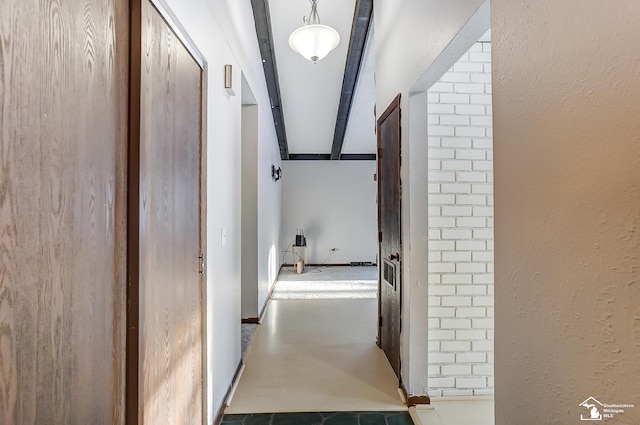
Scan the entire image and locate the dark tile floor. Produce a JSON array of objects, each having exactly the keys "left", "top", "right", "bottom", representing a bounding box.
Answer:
[{"left": 221, "top": 411, "right": 413, "bottom": 425}]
